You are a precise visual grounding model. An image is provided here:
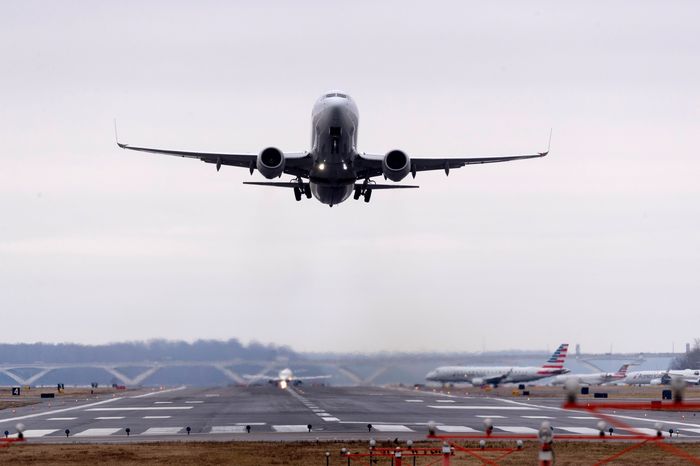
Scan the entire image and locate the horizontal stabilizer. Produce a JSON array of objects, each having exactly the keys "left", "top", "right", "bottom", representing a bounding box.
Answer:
[{"left": 243, "top": 182, "right": 419, "bottom": 189}]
